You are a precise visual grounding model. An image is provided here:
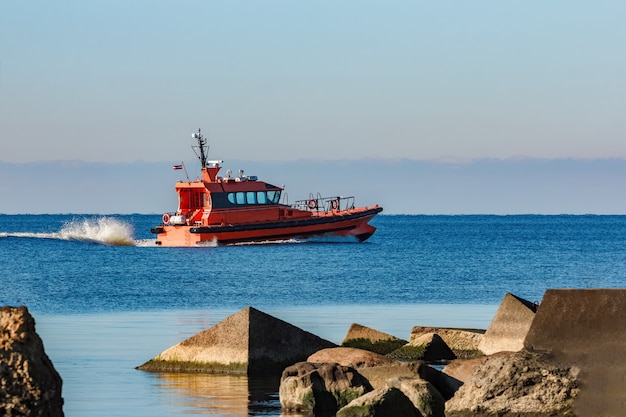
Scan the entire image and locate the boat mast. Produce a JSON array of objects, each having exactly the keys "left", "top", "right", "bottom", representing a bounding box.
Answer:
[{"left": 191, "top": 128, "right": 209, "bottom": 168}]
